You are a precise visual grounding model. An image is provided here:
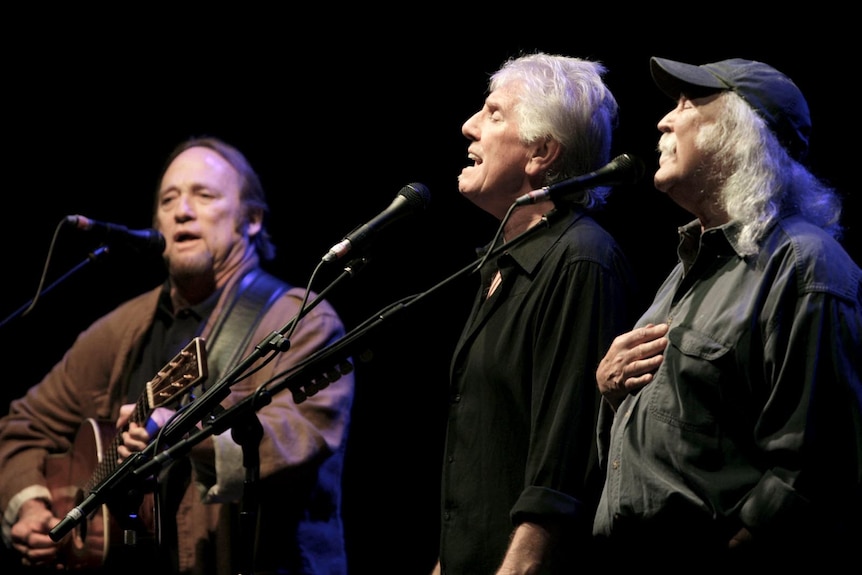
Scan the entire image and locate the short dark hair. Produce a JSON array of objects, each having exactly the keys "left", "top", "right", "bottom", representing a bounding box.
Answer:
[{"left": 157, "top": 136, "right": 276, "bottom": 261}]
